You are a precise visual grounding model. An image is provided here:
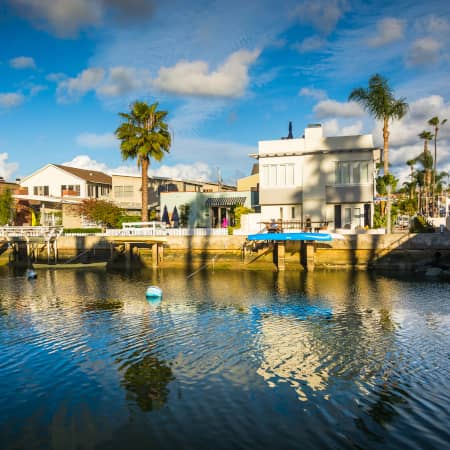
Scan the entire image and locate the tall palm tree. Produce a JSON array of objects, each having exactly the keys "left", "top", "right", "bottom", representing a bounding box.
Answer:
[
  {"left": 349, "top": 74, "right": 408, "bottom": 176},
  {"left": 116, "top": 101, "right": 171, "bottom": 221},
  {"left": 349, "top": 74, "right": 408, "bottom": 233},
  {"left": 428, "top": 116, "right": 447, "bottom": 216}
]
